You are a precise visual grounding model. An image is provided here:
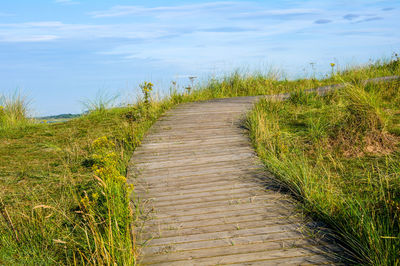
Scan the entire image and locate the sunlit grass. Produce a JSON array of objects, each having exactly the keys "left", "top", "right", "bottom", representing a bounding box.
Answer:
[
  {"left": 0, "top": 91, "right": 33, "bottom": 130},
  {"left": 81, "top": 90, "right": 119, "bottom": 114},
  {"left": 247, "top": 58, "right": 400, "bottom": 265},
  {"left": 0, "top": 98, "right": 176, "bottom": 264}
]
